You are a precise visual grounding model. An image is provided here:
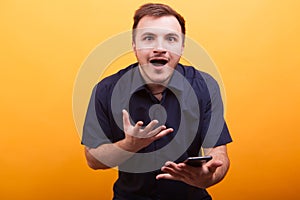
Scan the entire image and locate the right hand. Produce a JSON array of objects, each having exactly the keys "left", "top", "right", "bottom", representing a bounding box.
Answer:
[{"left": 117, "top": 109, "right": 173, "bottom": 152}]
